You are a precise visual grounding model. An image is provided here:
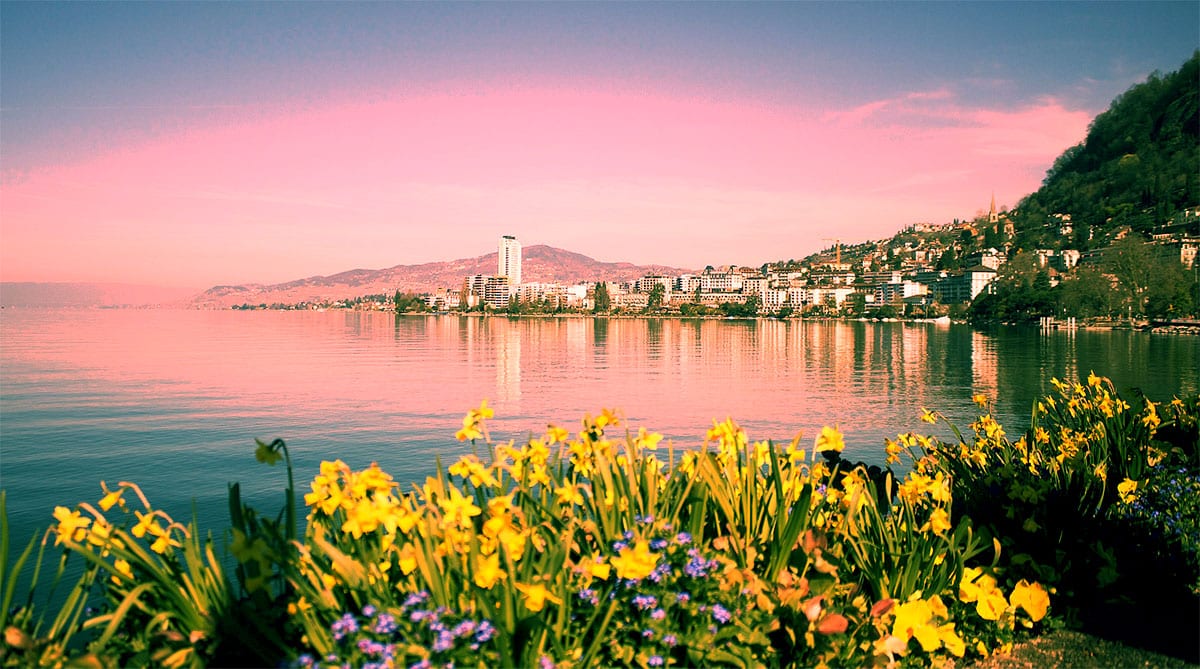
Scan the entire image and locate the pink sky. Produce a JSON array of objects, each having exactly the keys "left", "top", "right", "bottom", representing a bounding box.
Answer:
[{"left": 1, "top": 84, "right": 1093, "bottom": 289}]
